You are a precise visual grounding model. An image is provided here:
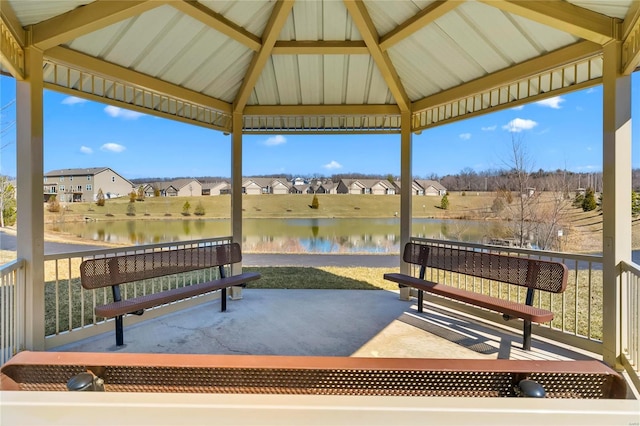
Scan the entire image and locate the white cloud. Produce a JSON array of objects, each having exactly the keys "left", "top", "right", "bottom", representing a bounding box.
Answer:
[
  {"left": 511, "top": 105, "right": 524, "bottom": 111},
  {"left": 502, "top": 118, "right": 538, "bottom": 133},
  {"left": 80, "top": 146, "right": 93, "bottom": 154},
  {"left": 459, "top": 133, "right": 471, "bottom": 140},
  {"left": 323, "top": 160, "right": 342, "bottom": 170},
  {"left": 536, "top": 96, "right": 565, "bottom": 109},
  {"left": 62, "top": 96, "right": 88, "bottom": 105},
  {"left": 264, "top": 135, "right": 286, "bottom": 146},
  {"left": 100, "top": 143, "right": 126, "bottom": 153},
  {"left": 481, "top": 125, "right": 497, "bottom": 131},
  {"left": 104, "top": 105, "right": 145, "bottom": 120}
]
